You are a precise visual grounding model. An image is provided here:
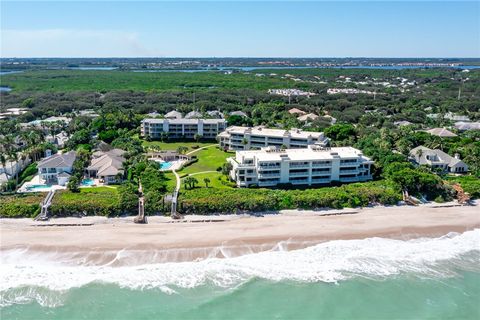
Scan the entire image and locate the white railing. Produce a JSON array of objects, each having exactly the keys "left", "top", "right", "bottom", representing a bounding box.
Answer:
[{"left": 289, "top": 172, "right": 309, "bottom": 176}]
